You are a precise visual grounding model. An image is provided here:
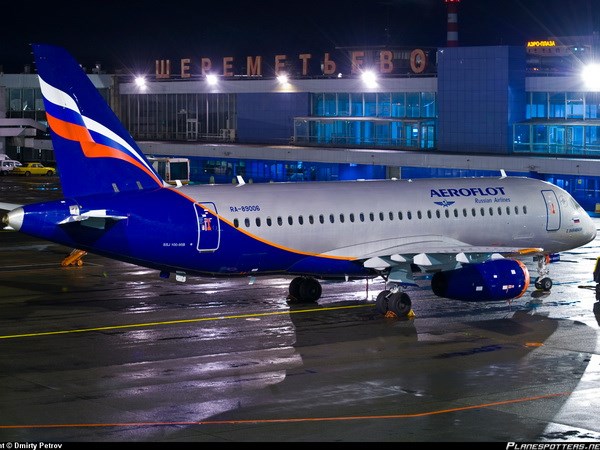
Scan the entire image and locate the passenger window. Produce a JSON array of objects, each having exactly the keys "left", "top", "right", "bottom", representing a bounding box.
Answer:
[
  {"left": 389, "top": 211, "right": 394, "bottom": 220},
  {"left": 234, "top": 218, "right": 239, "bottom": 228},
  {"left": 298, "top": 215, "right": 304, "bottom": 225},
  {"left": 407, "top": 211, "right": 412, "bottom": 220},
  {"left": 329, "top": 214, "right": 335, "bottom": 223},
  {"left": 369, "top": 213, "right": 375, "bottom": 221},
  {"left": 417, "top": 211, "right": 422, "bottom": 219},
  {"left": 506, "top": 206, "right": 510, "bottom": 215},
  {"left": 523, "top": 206, "right": 528, "bottom": 214},
  {"left": 349, "top": 213, "right": 355, "bottom": 222},
  {"left": 471, "top": 208, "right": 476, "bottom": 217},
  {"left": 379, "top": 212, "right": 384, "bottom": 221},
  {"left": 244, "top": 218, "right": 250, "bottom": 227},
  {"left": 360, "top": 213, "right": 365, "bottom": 222},
  {"left": 267, "top": 217, "right": 272, "bottom": 226},
  {"left": 277, "top": 216, "right": 283, "bottom": 226},
  {"left": 514, "top": 206, "right": 519, "bottom": 215},
  {"left": 339, "top": 214, "right": 345, "bottom": 223},
  {"left": 319, "top": 214, "right": 324, "bottom": 224},
  {"left": 398, "top": 211, "right": 403, "bottom": 220},
  {"left": 427, "top": 210, "right": 432, "bottom": 219},
  {"left": 444, "top": 209, "right": 449, "bottom": 218},
  {"left": 480, "top": 207, "right": 485, "bottom": 216},
  {"left": 288, "top": 216, "right": 293, "bottom": 225},
  {"left": 497, "top": 207, "right": 502, "bottom": 215},
  {"left": 488, "top": 207, "right": 493, "bottom": 216},
  {"left": 255, "top": 218, "right": 261, "bottom": 227},
  {"left": 309, "top": 215, "right": 314, "bottom": 224}
]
